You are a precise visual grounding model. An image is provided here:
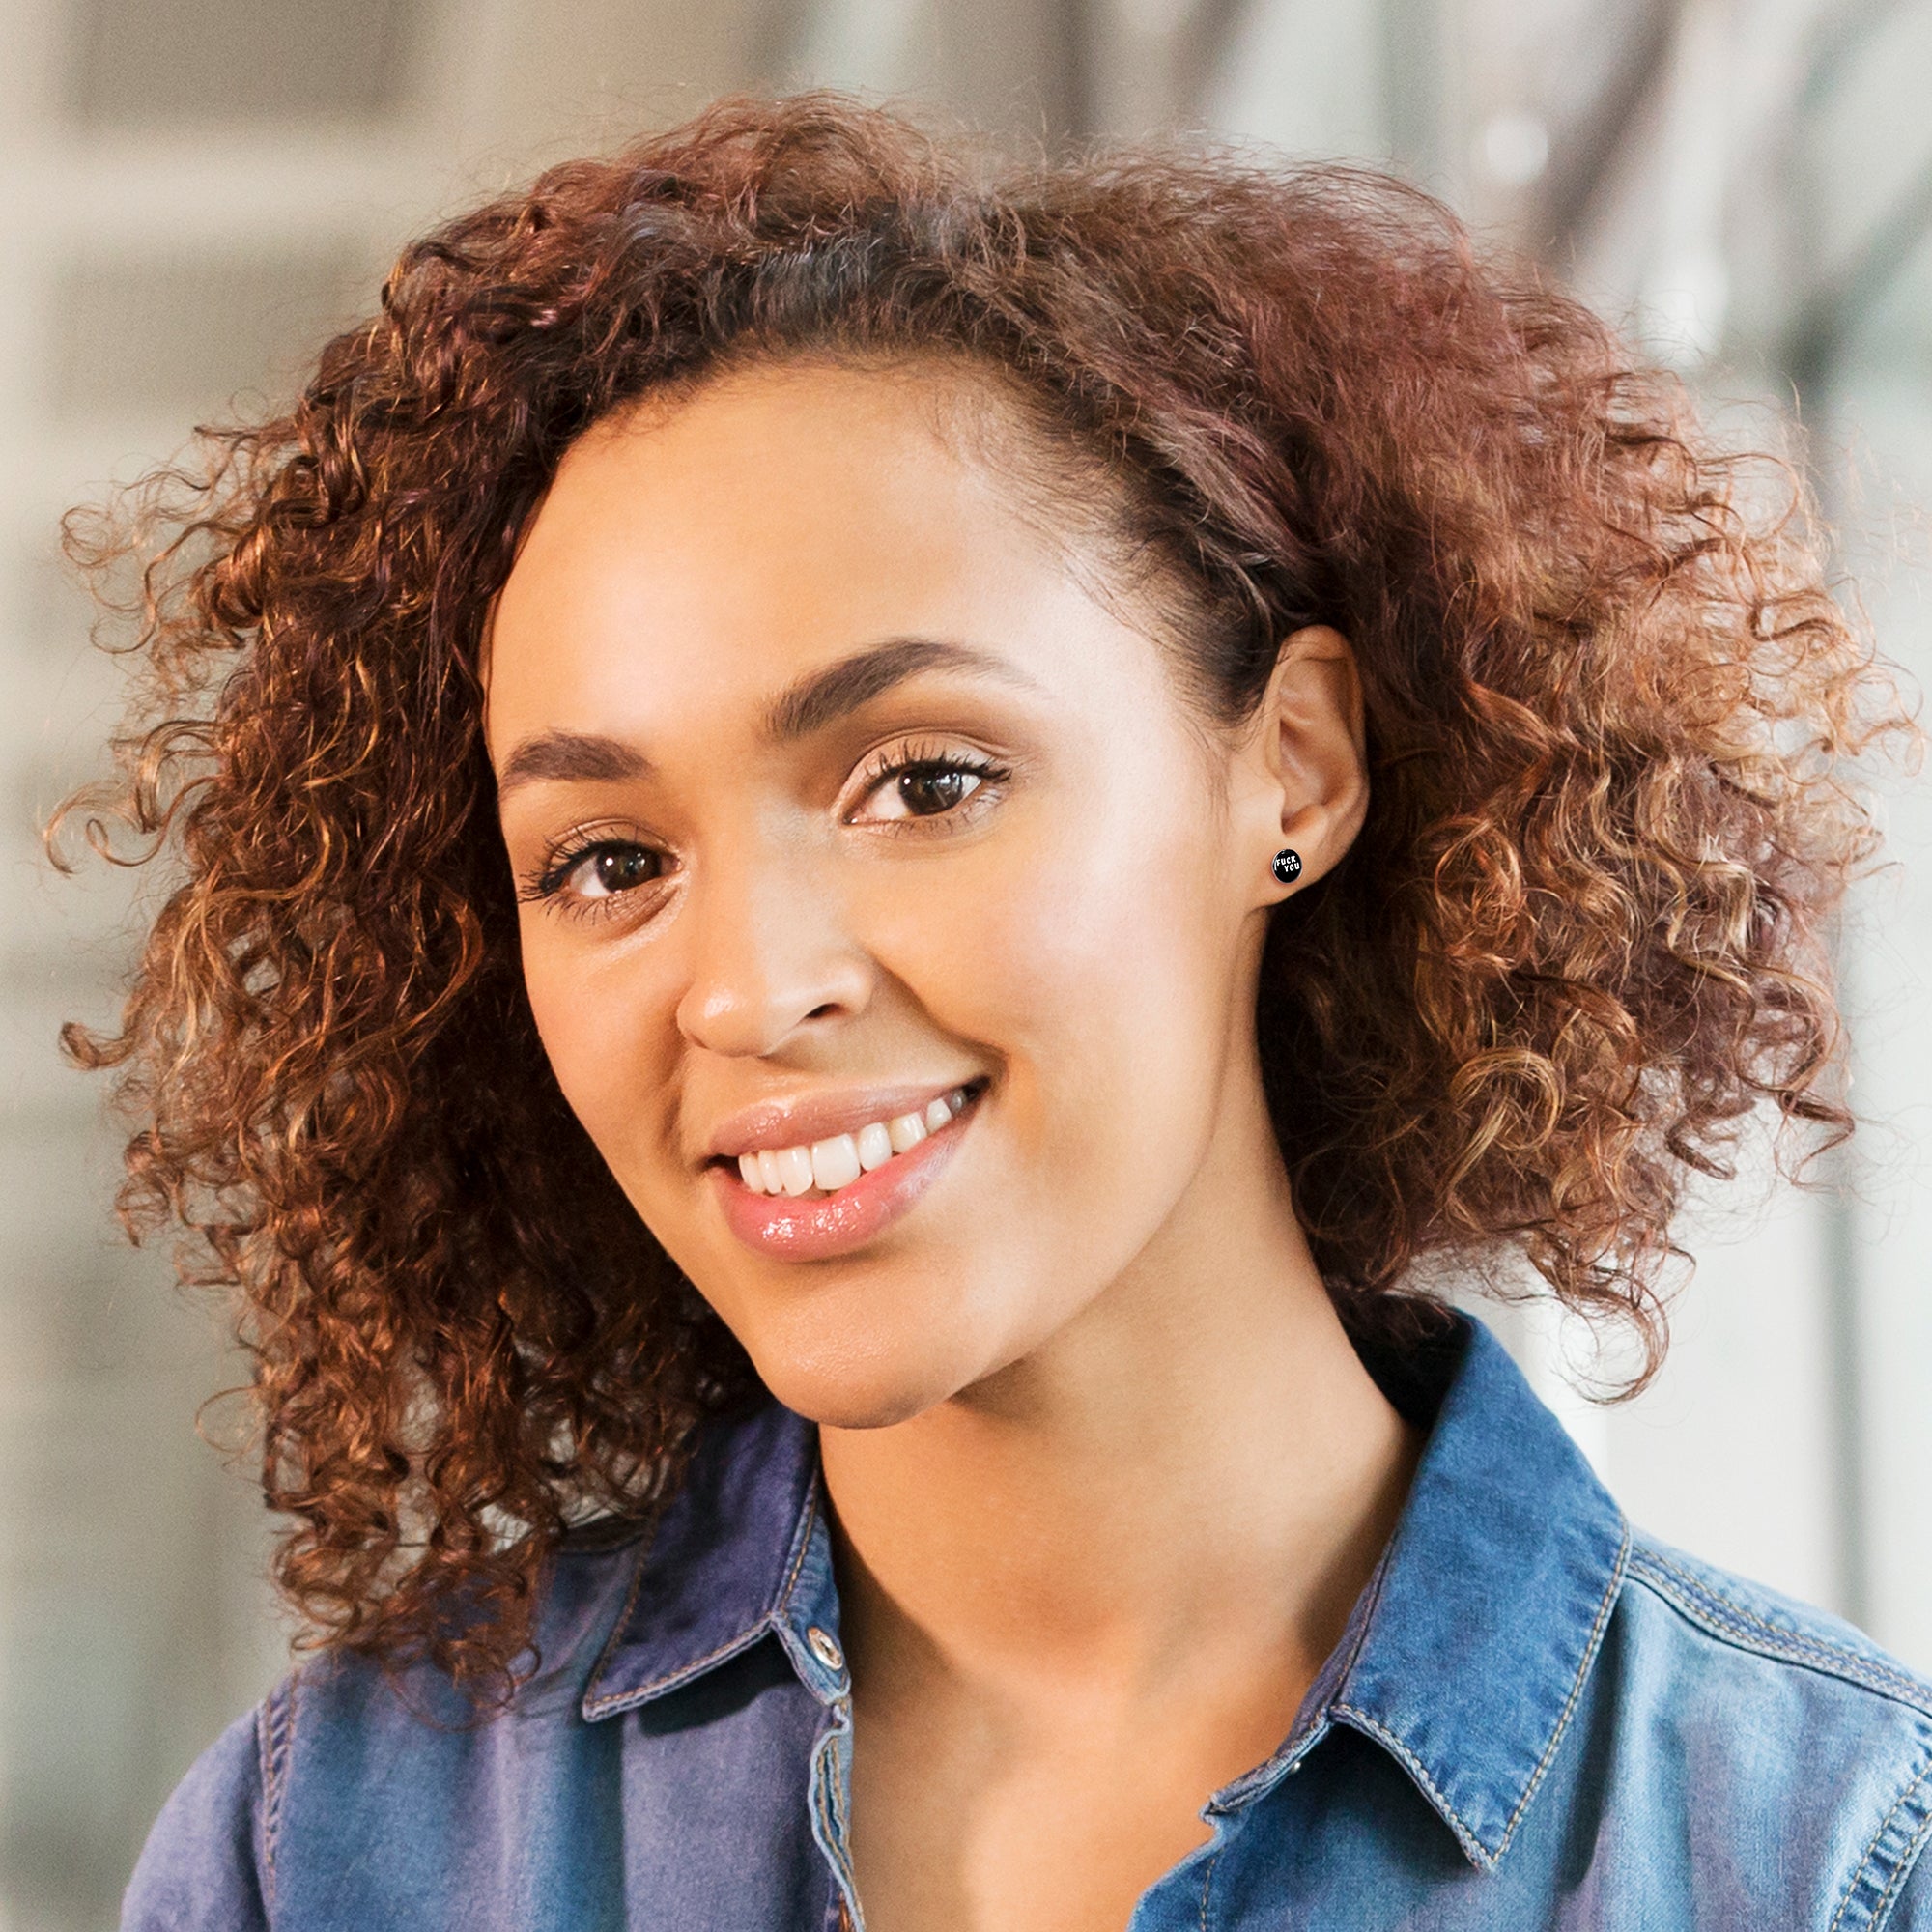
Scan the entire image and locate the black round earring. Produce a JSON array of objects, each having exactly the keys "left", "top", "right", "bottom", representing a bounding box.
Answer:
[{"left": 1271, "top": 848, "right": 1303, "bottom": 885}]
